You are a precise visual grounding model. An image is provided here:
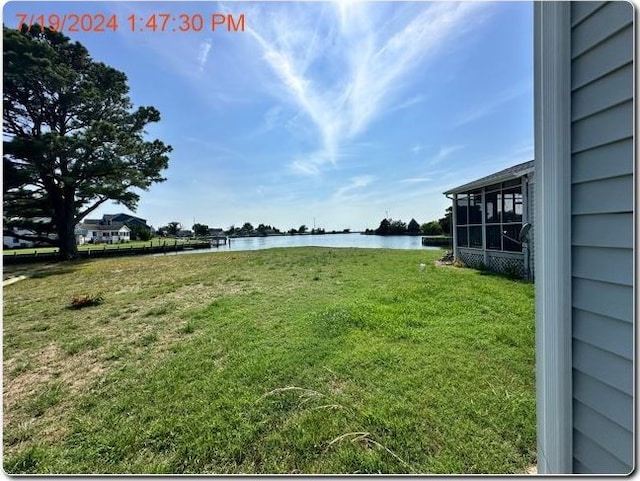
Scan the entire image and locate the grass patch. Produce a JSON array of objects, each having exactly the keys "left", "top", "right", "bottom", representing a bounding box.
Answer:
[
  {"left": 25, "top": 382, "right": 65, "bottom": 417},
  {"left": 3, "top": 248, "right": 535, "bottom": 474}
]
